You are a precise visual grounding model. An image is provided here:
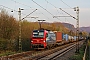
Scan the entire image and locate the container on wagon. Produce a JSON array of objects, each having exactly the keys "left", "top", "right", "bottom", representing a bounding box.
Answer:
[
  {"left": 46, "top": 31, "right": 56, "bottom": 45},
  {"left": 62, "top": 33, "right": 65, "bottom": 40},
  {"left": 64, "top": 34, "right": 69, "bottom": 43},
  {"left": 72, "top": 36, "right": 74, "bottom": 40},
  {"left": 74, "top": 36, "right": 76, "bottom": 41},
  {"left": 55, "top": 32, "right": 62, "bottom": 43},
  {"left": 68, "top": 35, "right": 72, "bottom": 42},
  {"left": 65, "top": 34, "right": 69, "bottom": 41},
  {"left": 68, "top": 35, "right": 72, "bottom": 40}
]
